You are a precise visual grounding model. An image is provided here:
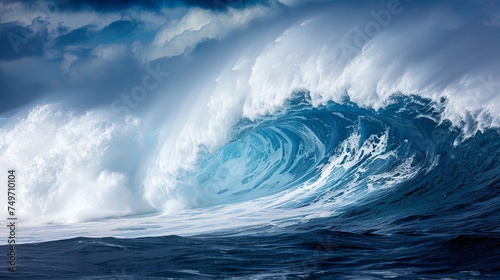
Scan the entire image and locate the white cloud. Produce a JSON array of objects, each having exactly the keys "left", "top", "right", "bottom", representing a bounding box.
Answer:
[
  {"left": 146, "top": 5, "right": 274, "bottom": 61},
  {"left": 93, "top": 44, "right": 128, "bottom": 61},
  {"left": 60, "top": 44, "right": 129, "bottom": 81},
  {"left": 60, "top": 52, "right": 79, "bottom": 74}
]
